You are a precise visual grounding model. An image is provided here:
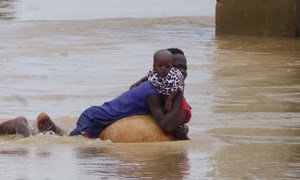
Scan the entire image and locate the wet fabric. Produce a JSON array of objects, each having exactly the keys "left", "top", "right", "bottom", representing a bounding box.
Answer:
[
  {"left": 181, "top": 98, "right": 192, "bottom": 124},
  {"left": 70, "top": 81, "right": 159, "bottom": 138}
]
